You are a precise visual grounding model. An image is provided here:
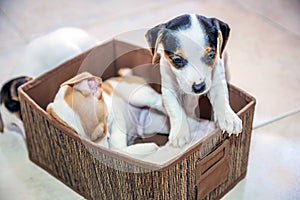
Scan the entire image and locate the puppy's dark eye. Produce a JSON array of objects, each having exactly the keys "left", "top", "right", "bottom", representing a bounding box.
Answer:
[
  {"left": 207, "top": 49, "right": 216, "bottom": 59},
  {"left": 202, "top": 49, "right": 216, "bottom": 65},
  {"left": 171, "top": 55, "right": 187, "bottom": 68}
]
